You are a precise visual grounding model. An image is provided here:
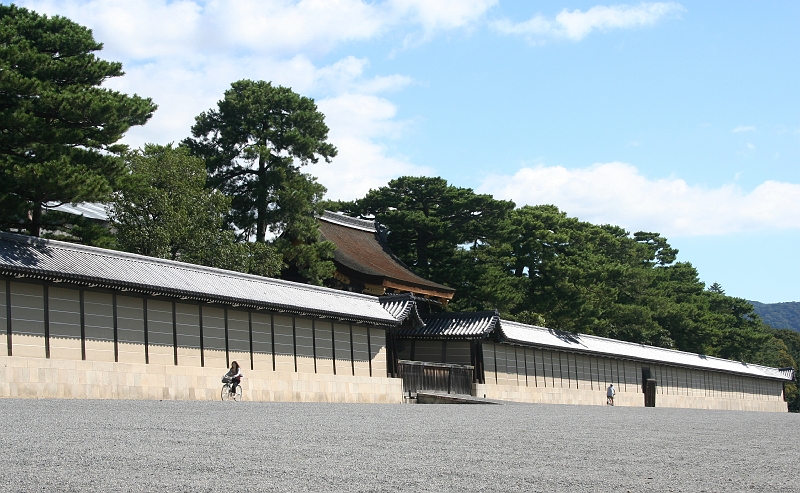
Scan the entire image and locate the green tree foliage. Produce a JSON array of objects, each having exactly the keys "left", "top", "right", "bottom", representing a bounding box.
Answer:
[
  {"left": 333, "top": 176, "right": 519, "bottom": 311},
  {"left": 340, "top": 179, "right": 775, "bottom": 364},
  {"left": 0, "top": 5, "right": 156, "bottom": 236},
  {"left": 752, "top": 328, "right": 799, "bottom": 411},
  {"left": 110, "top": 145, "right": 282, "bottom": 277},
  {"left": 184, "top": 80, "right": 336, "bottom": 283}
]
